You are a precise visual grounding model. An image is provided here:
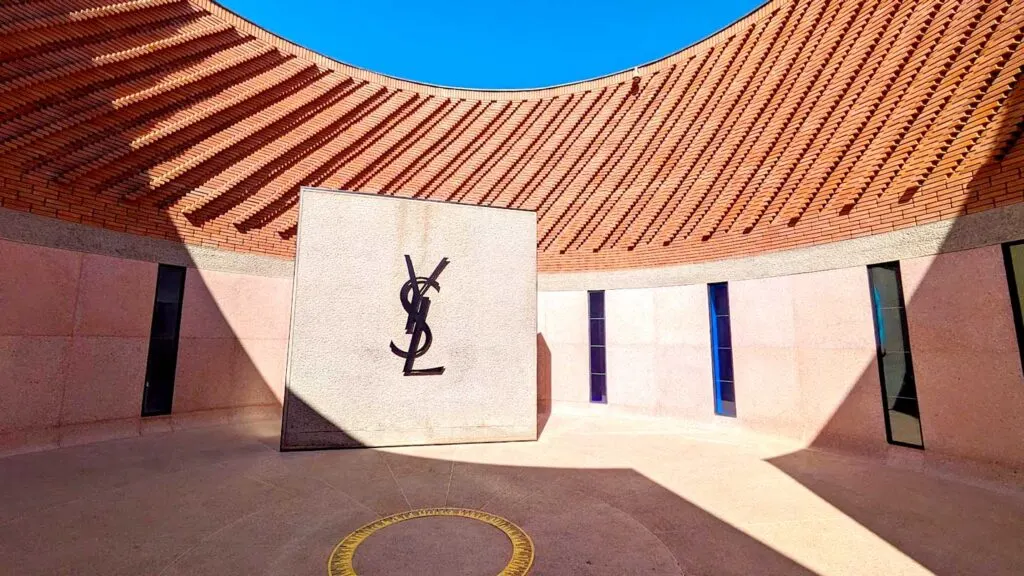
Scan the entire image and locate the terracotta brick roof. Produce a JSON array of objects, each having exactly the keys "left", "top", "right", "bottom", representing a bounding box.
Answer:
[{"left": 1, "top": 0, "right": 1022, "bottom": 272}]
